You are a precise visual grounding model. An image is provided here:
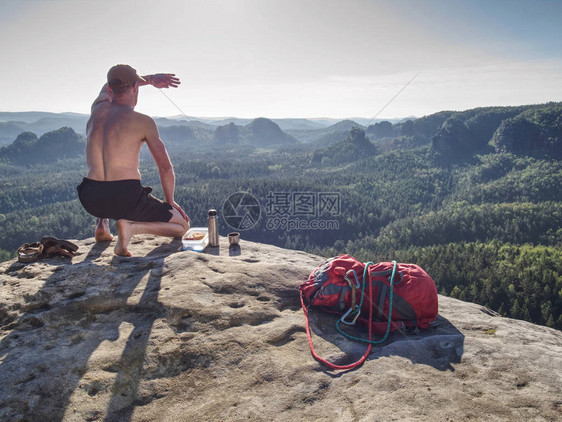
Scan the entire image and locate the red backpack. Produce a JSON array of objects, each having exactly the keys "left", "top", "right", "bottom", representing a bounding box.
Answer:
[{"left": 300, "top": 255, "right": 438, "bottom": 370}]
